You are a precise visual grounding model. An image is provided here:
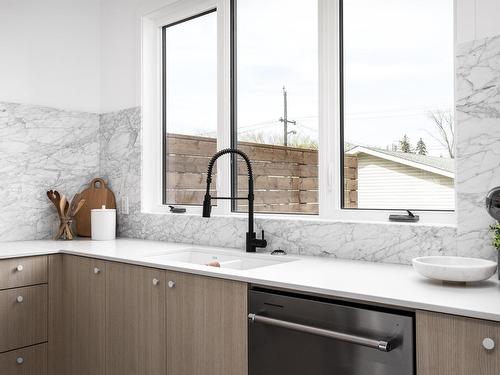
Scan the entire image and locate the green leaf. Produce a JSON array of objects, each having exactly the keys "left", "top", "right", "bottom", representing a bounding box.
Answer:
[{"left": 490, "top": 222, "right": 500, "bottom": 250}]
